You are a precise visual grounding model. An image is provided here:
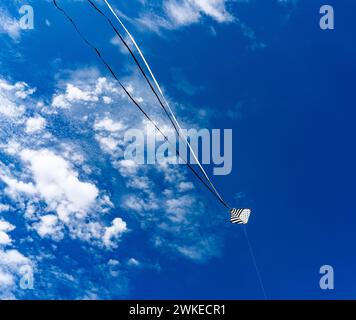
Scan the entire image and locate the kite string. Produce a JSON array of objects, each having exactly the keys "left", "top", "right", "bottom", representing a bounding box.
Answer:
[
  {"left": 101, "top": 0, "right": 230, "bottom": 209},
  {"left": 52, "top": 0, "right": 228, "bottom": 209},
  {"left": 243, "top": 226, "right": 268, "bottom": 300}
]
